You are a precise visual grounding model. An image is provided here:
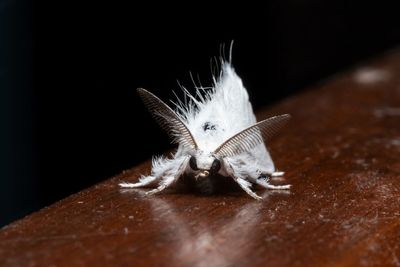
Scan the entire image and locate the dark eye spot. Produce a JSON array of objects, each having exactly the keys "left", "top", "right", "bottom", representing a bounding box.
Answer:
[
  {"left": 203, "top": 122, "right": 217, "bottom": 132},
  {"left": 189, "top": 156, "right": 198, "bottom": 170},
  {"left": 210, "top": 159, "right": 221, "bottom": 175}
]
